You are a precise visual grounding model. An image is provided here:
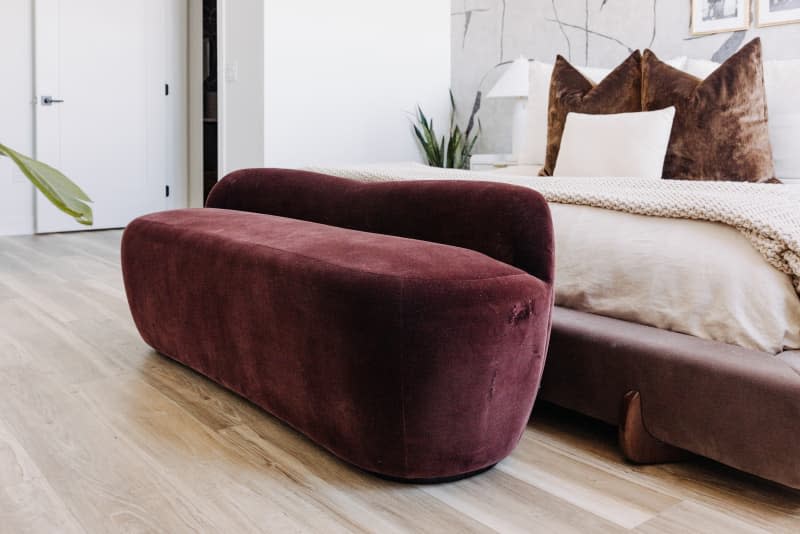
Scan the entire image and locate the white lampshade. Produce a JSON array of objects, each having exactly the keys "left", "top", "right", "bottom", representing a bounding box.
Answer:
[{"left": 486, "top": 55, "right": 530, "bottom": 99}]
